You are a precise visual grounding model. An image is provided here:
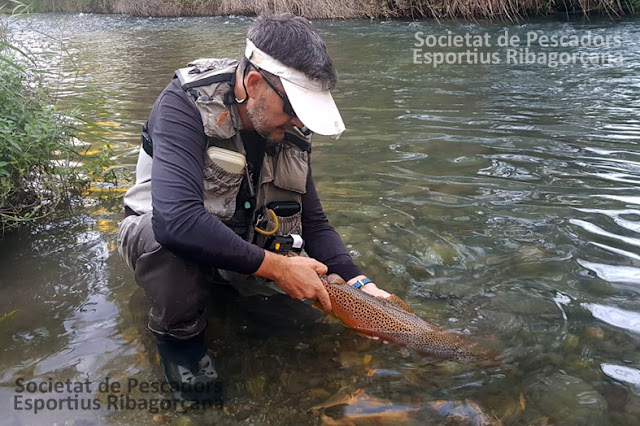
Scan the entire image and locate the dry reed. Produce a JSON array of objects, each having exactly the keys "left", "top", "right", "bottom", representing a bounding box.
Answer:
[{"left": 27, "top": 0, "right": 638, "bottom": 20}]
